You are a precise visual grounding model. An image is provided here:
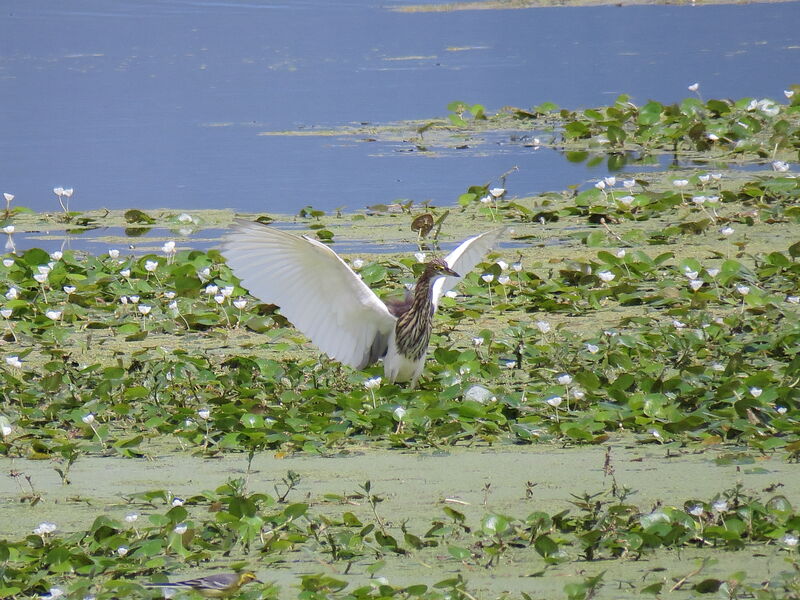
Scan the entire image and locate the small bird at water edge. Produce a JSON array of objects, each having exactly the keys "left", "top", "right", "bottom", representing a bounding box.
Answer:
[{"left": 145, "top": 571, "right": 261, "bottom": 597}]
